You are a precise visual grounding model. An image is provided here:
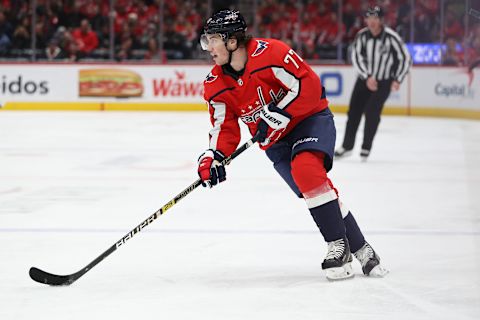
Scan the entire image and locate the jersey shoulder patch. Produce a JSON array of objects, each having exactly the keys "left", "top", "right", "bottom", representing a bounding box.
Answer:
[
  {"left": 251, "top": 39, "right": 269, "bottom": 57},
  {"left": 203, "top": 66, "right": 230, "bottom": 102},
  {"left": 205, "top": 71, "right": 218, "bottom": 83}
]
